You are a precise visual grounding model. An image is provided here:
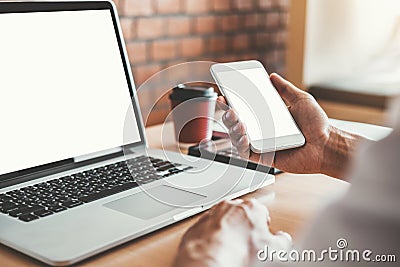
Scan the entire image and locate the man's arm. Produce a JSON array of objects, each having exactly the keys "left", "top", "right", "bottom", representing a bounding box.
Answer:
[{"left": 322, "top": 126, "right": 364, "bottom": 179}]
